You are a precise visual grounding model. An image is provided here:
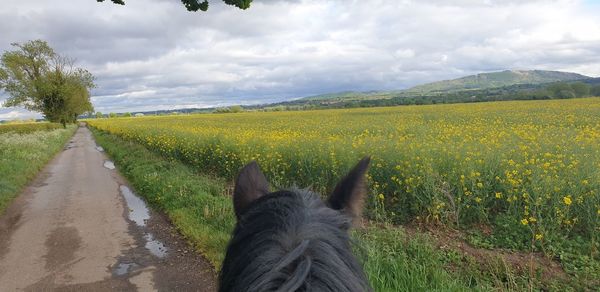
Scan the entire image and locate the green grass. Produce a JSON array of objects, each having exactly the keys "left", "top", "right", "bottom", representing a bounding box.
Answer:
[
  {"left": 0, "top": 125, "right": 75, "bottom": 214},
  {"left": 92, "top": 128, "right": 568, "bottom": 291},
  {"left": 355, "top": 226, "right": 481, "bottom": 291}
]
